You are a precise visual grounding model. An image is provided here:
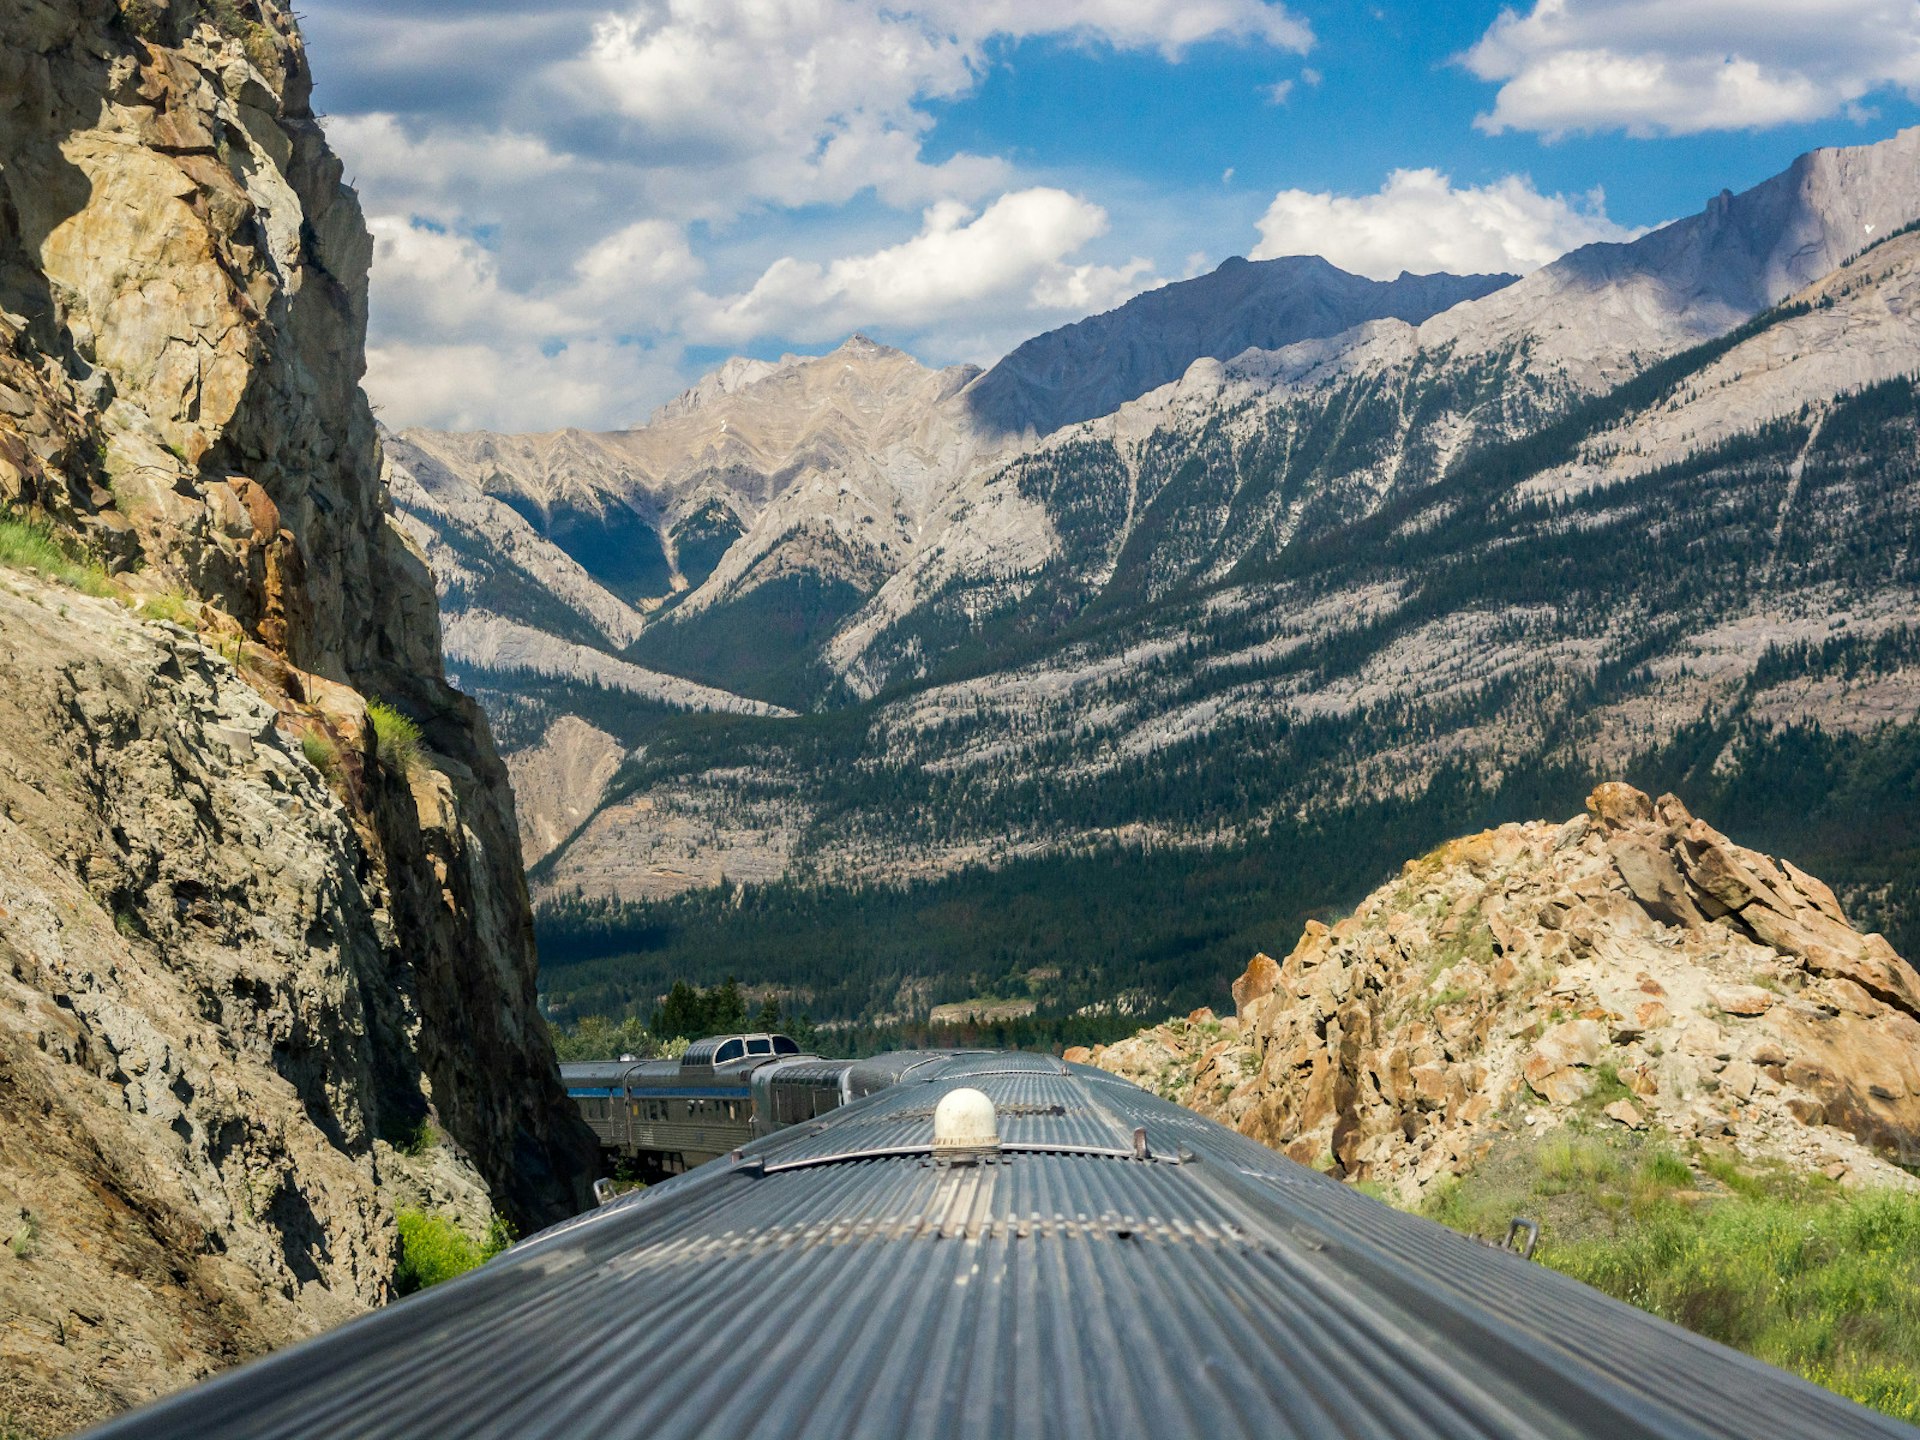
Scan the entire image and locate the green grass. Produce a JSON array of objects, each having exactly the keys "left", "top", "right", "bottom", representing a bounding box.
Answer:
[
  {"left": 8, "top": 1212, "right": 38, "bottom": 1260},
  {"left": 1420, "top": 1128, "right": 1920, "bottom": 1423},
  {"left": 0, "top": 517, "right": 113, "bottom": 597},
  {"left": 390, "top": 1114, "right": 435, "bottom": 1158},
  {"left": 140, "top": 589, "right": 199, "bottom": 627},
  {"left": 366, "top": 700, "right": 425, "bottom": 777},
  {"left": 300, "top": 731, "right": 341, "bottom": 783},
  {"left": 393, "top": 1211, "right": 514, "bottom": 1295},
  {"left": 1550, "top": 1187, "right": 1920, "bottom": 1420}
]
